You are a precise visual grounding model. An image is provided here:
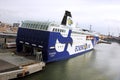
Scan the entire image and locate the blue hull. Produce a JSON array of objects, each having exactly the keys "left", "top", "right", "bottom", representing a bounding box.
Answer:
[{"left": 16, "top": 28, "right": 98, "bottom": 63}]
